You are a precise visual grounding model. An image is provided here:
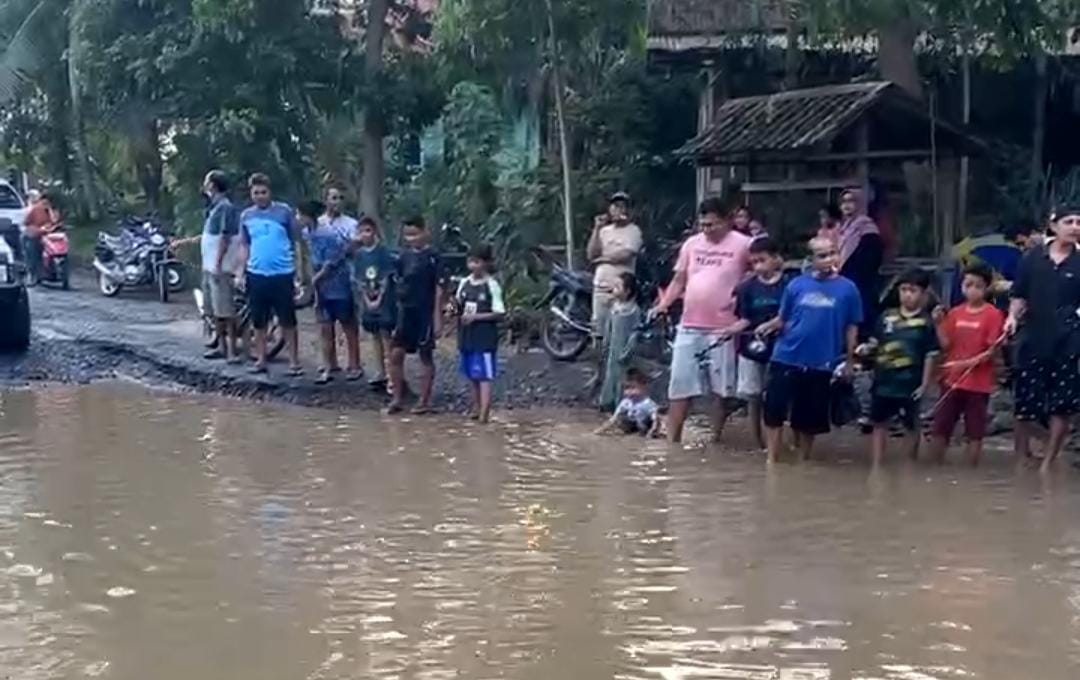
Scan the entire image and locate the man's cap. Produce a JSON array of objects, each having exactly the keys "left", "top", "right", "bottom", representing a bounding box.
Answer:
[
  {"left": 1052, "top": 202, "right": 1080, "bottom": 221},
  {"left": 609, "top": 191, "right": 631, "bottom": 204}
]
